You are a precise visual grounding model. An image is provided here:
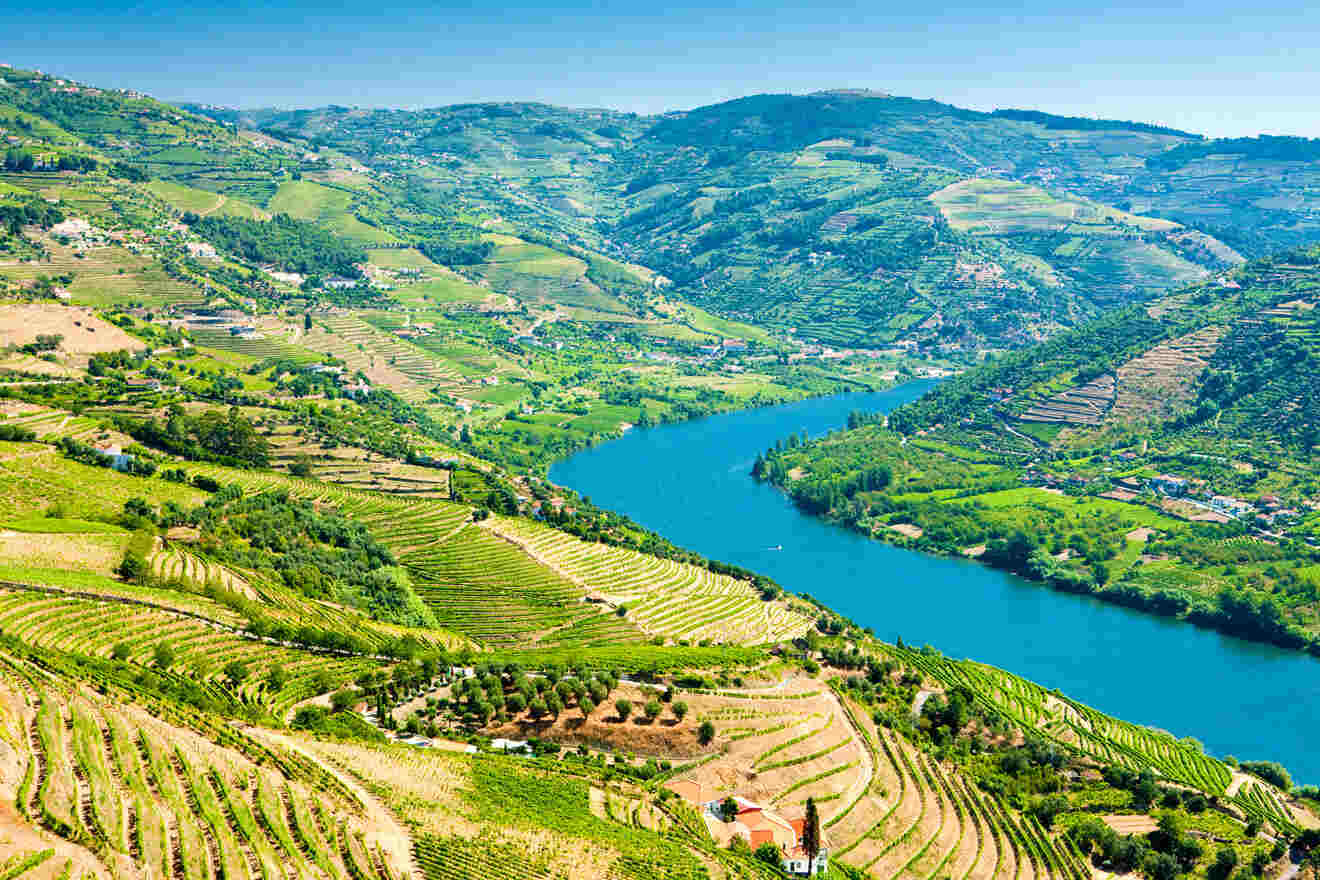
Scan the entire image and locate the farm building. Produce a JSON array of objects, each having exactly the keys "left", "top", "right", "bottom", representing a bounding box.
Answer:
[
  {"left": 692, "top": 795, "right": 829, "bottom": 875},
  {"left": 1150, "top": 474, "right": 1189, "bottom": 496}
]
